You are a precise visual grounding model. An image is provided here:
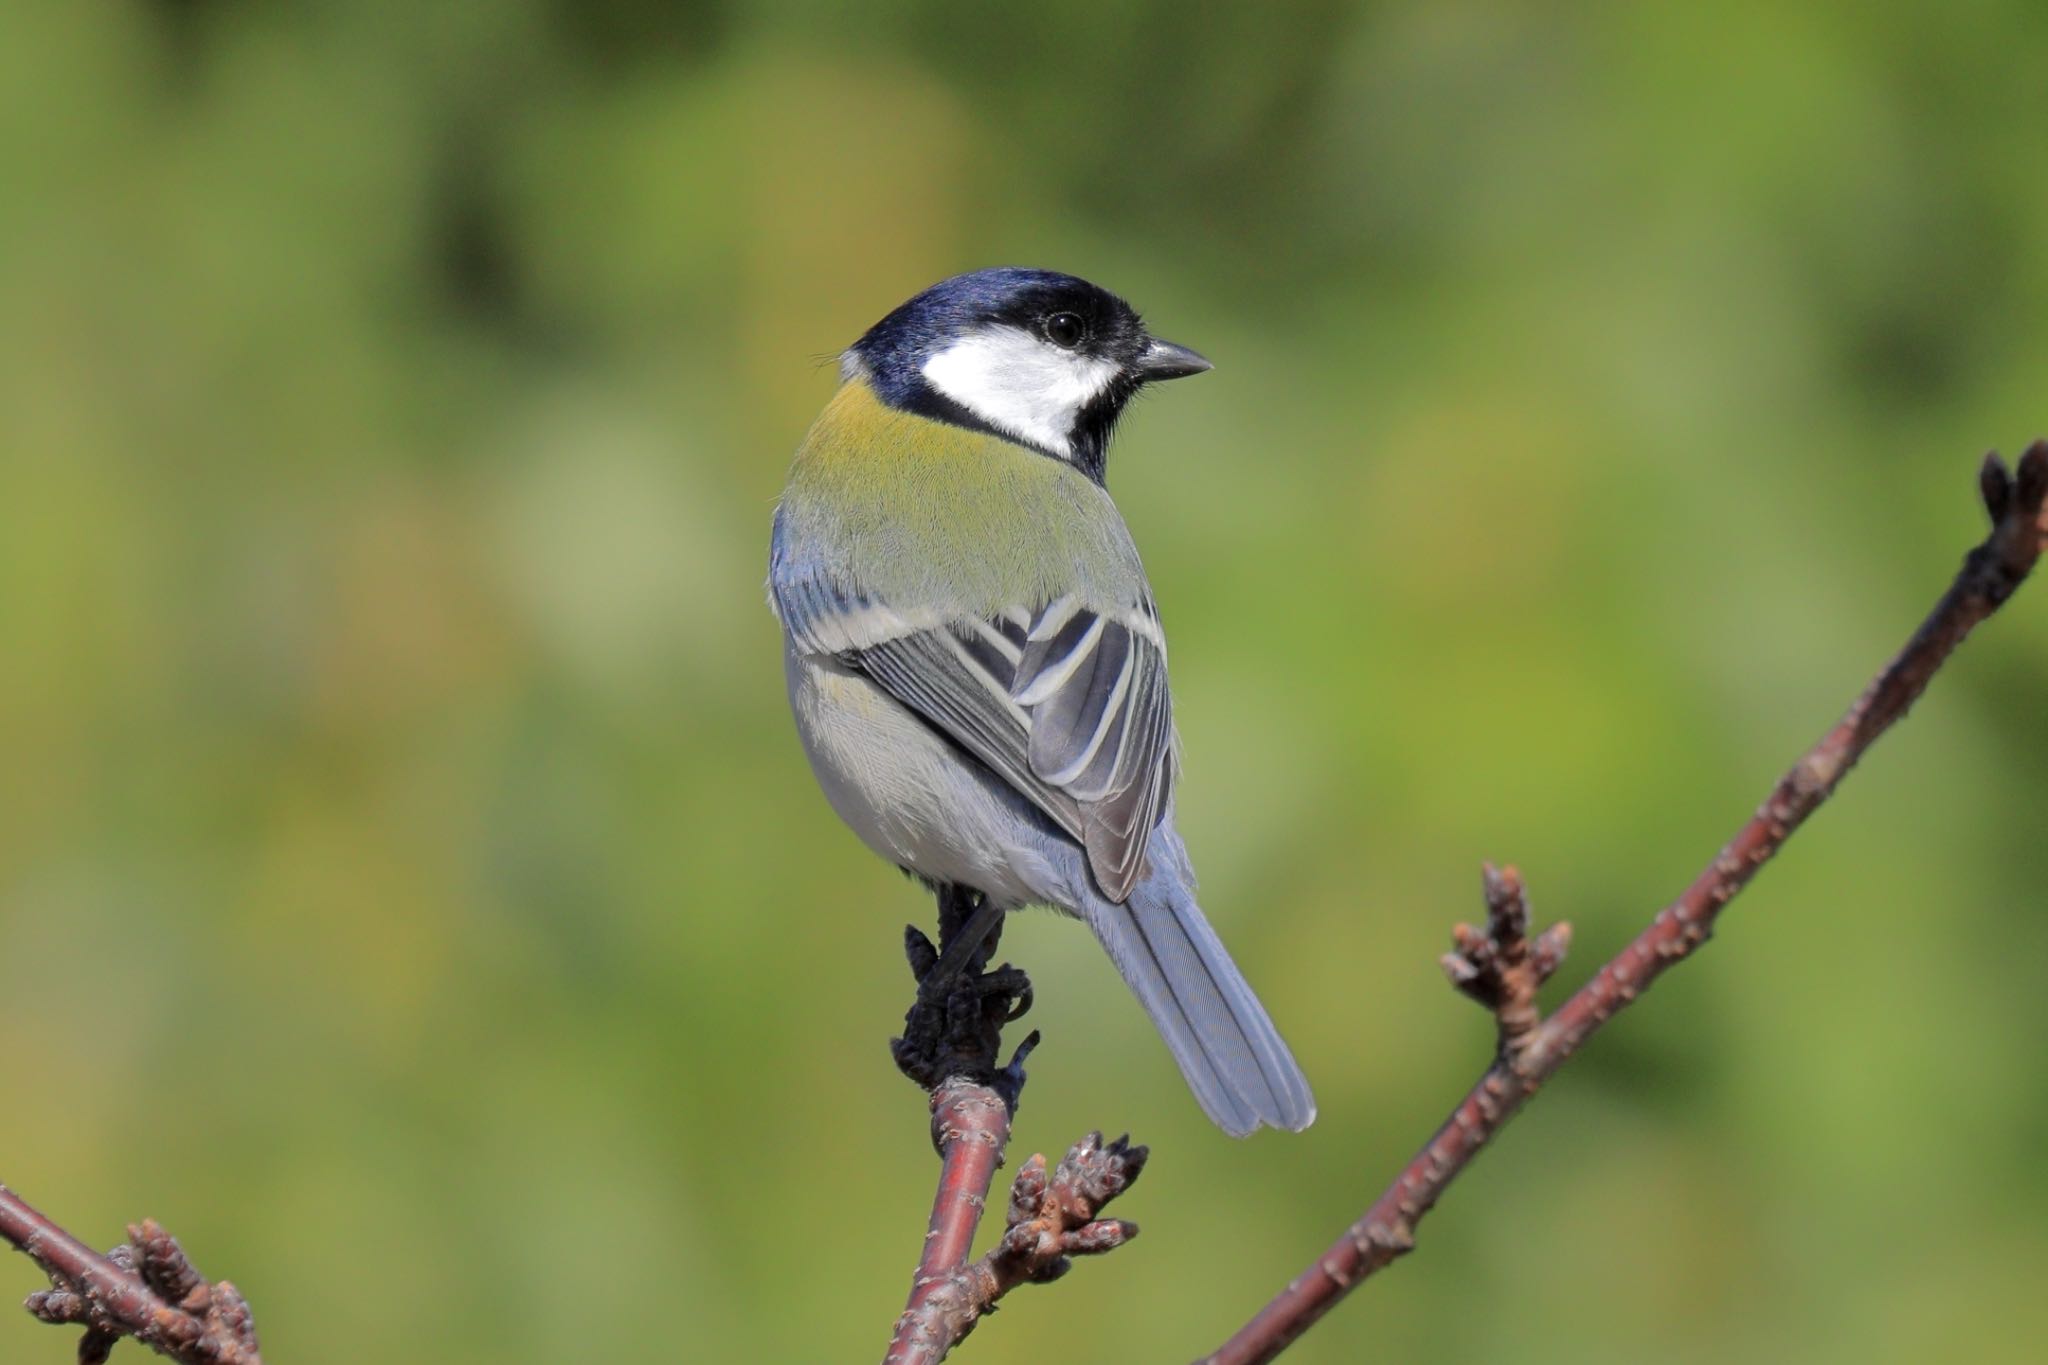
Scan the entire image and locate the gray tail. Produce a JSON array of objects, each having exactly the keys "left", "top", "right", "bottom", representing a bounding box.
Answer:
[{"left": 1084, "top": 879, "right": 1316, "bottom": 1137}]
